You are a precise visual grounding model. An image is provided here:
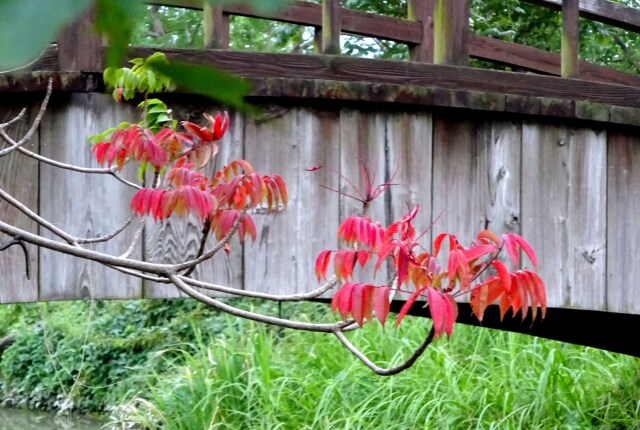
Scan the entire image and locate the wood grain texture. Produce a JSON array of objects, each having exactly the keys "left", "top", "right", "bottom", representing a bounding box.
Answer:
[
  {"left": 562, "top": 0, "right": 580, "bottom": 78},
  {"left": 154, "top": 0, "right": 423, "bottom": 44},
  {"left": 433, "top": 0, "right": 469, "bottom": 66},
  {"left": 57, "top": 8, "right": 103, "bottom": 72},
  {"left": 322, "top": 0, "right": 341, "bottom": 55},
  {"left": 521, "top": 0, "right": 640, "bottom": 34},
  {"left": 470, "top": 35, "right": 640, "bottom": 88},
  {"left": 521, "top": 122, "right": 607, "bottom": 310},
  {"left": 39, "top": 94, "right": 141, "bottom": 300},
  {"left": 0, "top": 104, "right": 40, "bottom": 303},
  {"left": 242, "top": 107, "right": 340, "bottom": 296},
  {"left": 408, "top": 0, "right": 435, "bottom": 62},
  {"left": 386, "top": 110, "right": 433, "bottom": 299},
  {"left": 203, "top": 4, "right": 229, "bottom": 49},
  {"left": 132, "top": 48, "right": 640, "bottom": 109},
  {"left": 606, "top": 132, "right": 640, "bottom": 314},
  {"left": 339, "top": 109, "right": 388, "bottom": 286},
  {"left": 144, "top": 110, "right": 245, "bottom": 298}
]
